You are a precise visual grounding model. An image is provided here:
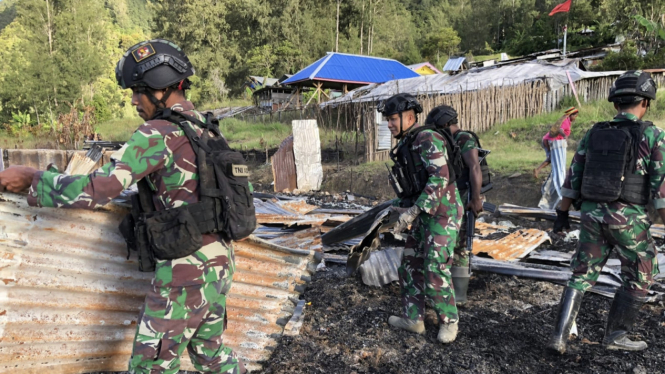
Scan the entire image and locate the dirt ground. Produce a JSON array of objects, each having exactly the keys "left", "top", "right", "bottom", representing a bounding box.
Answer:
[
  {"left": 259, "top": 265, "right": 665, "bottom": 374},
  {"left": 256, "top": 210, "right": 665, "bottom": 374},
  {"left": 250, "top": 163, "right": 665, "bottom": 373}
]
